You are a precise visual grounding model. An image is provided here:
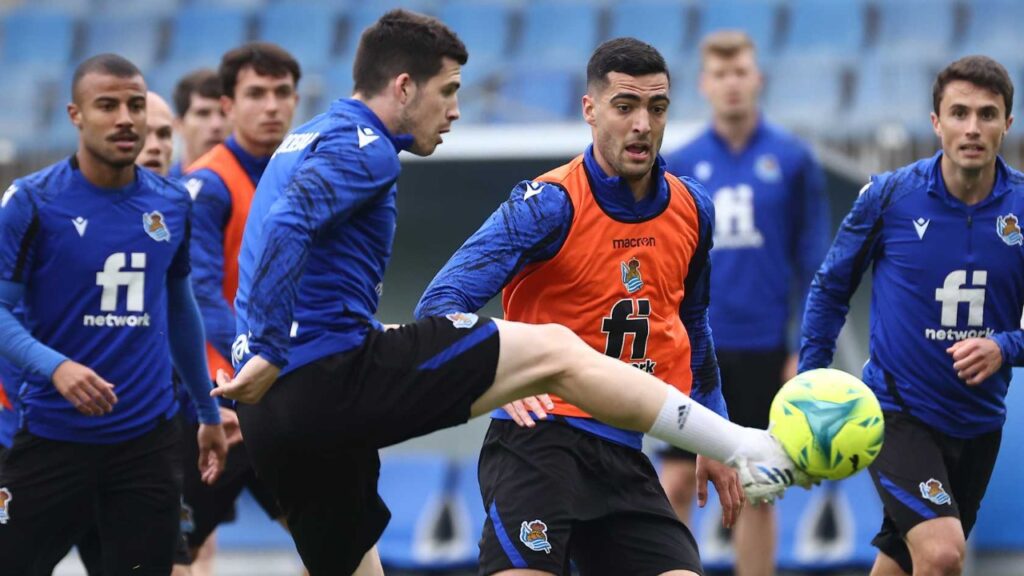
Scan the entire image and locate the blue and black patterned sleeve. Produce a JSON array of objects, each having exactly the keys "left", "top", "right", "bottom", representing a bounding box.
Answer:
[
  {"left": 800, "top": 181, "right": 885, "bottom": 372},
  {"left": 246, "top": 137, "right": 396, "bottom": 367},
  {"left": 414, "top": 181, "right": 572, "bottom": 318},
  {"left": 679, "top": 178, "right": 727, "bottom": 418},
  {"left": 0, "top": 183, "right": 67, "bottom": 377},
  {"left": 187, "top": 171, "right": 233, "bottom": 359}
]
